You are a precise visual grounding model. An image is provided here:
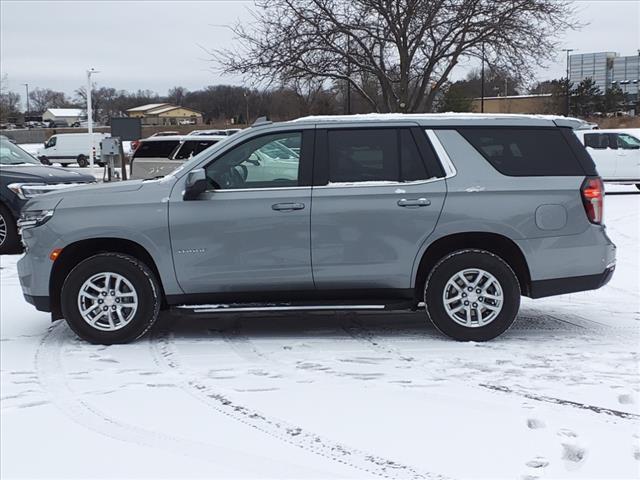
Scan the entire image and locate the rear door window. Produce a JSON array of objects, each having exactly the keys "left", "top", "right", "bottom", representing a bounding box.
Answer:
[
  {"left": 326, "top": 128, "right": 431, "bottom": 183},
  {"left": 133, "top": 140, "right": 180, "bottom": 158},
  {"left": 458, "top": 128, "right": 584, "bottom": 176}
]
